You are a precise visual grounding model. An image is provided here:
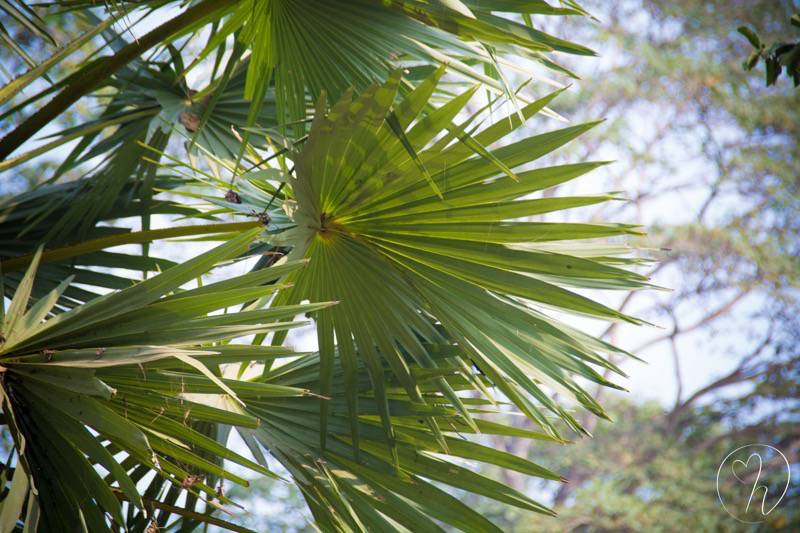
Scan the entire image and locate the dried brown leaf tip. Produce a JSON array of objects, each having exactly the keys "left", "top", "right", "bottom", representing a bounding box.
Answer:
[
  {"left": 179, "top": 111, "right": 200, "bottom": 133},
  {"left": 181, "top": 474, "right": 201, "bottom": 489},
  {"left": 225, "top": 189, "right": 242, "bottom": 204}
]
